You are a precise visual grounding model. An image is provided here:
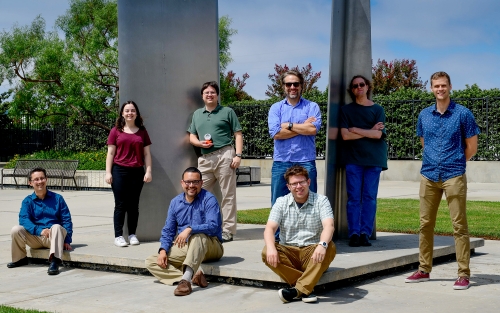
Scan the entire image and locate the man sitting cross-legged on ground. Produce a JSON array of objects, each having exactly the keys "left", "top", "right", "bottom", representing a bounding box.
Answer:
[
  {"left": 8, "top": 167, "right": 73, "bottom": 276},
  {"left": 262, "top": 165, "right": 336, "bottom": 303},
  {"left": 145, "top": 167, "right": 224, "bottom": 296}
]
